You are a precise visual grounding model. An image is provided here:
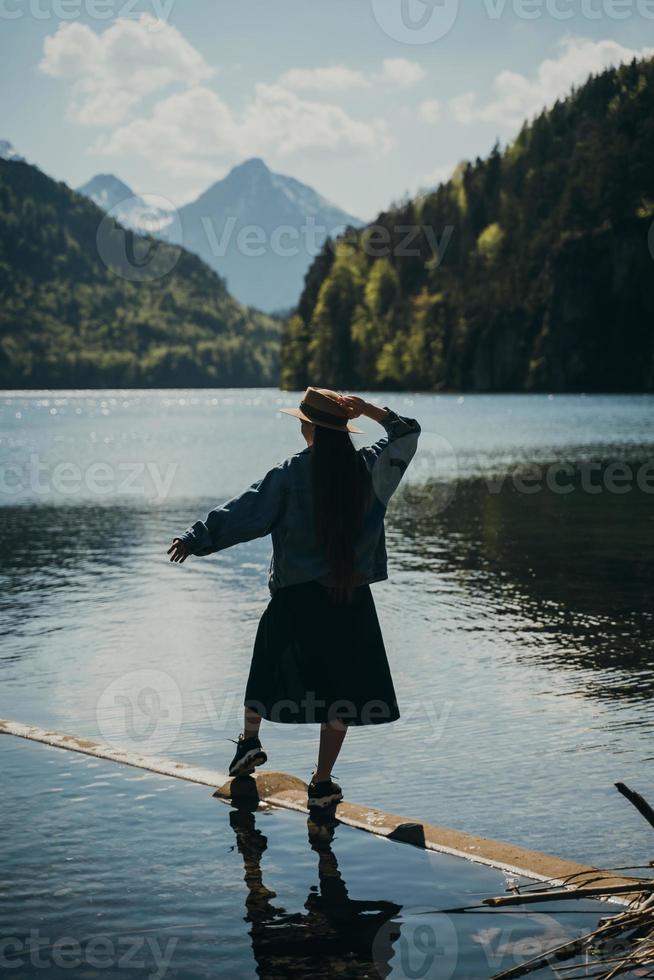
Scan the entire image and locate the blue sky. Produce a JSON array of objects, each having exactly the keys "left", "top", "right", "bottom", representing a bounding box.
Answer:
[{"left": 1, "top": 0, "right": 653, "bottom": 219}]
